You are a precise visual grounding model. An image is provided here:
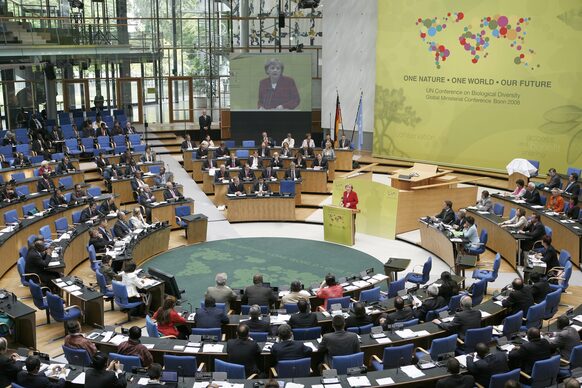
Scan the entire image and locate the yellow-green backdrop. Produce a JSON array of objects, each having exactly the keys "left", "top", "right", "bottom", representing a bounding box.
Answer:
[
  {"left": 374, "top": 0, "right": 582, "bottom": 172},
  {"left": 332, "top": 177, "right": 399, "bottom": 239}
]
